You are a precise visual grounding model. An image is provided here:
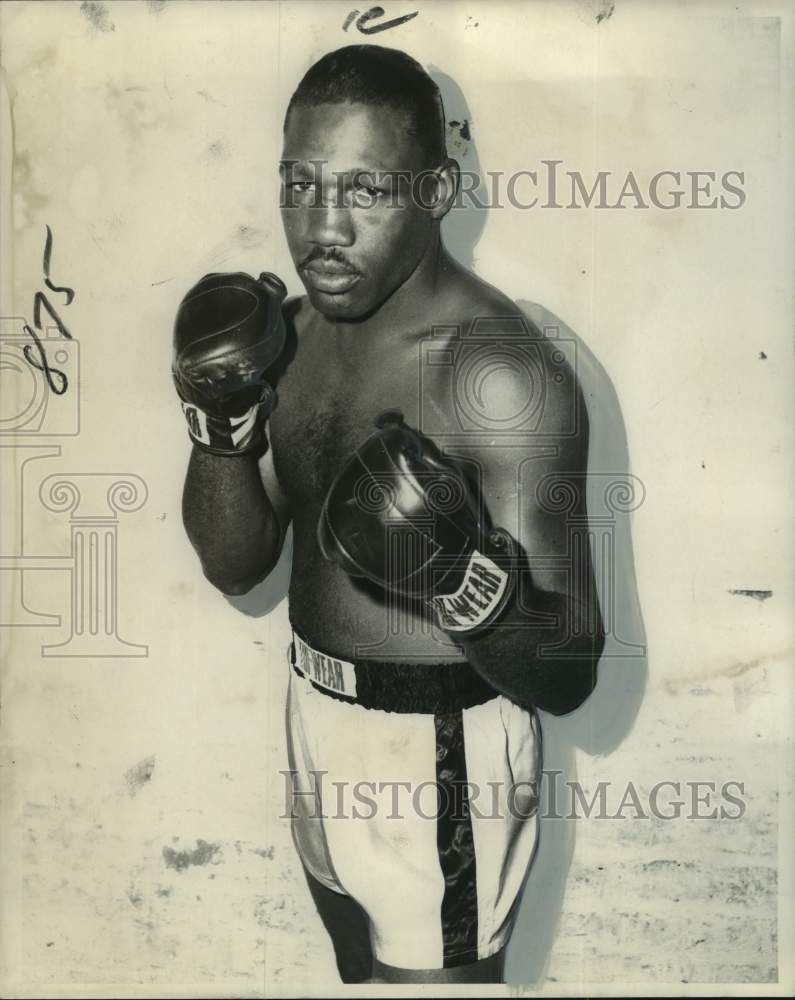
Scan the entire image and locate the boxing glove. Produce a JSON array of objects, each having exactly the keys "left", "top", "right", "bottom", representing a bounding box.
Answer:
[
  {"left": 317, "top": 410, "right": 517, "bottom": 634},
  {"left": 172, "top": 271, "right": 287, "bottom": 455}
]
